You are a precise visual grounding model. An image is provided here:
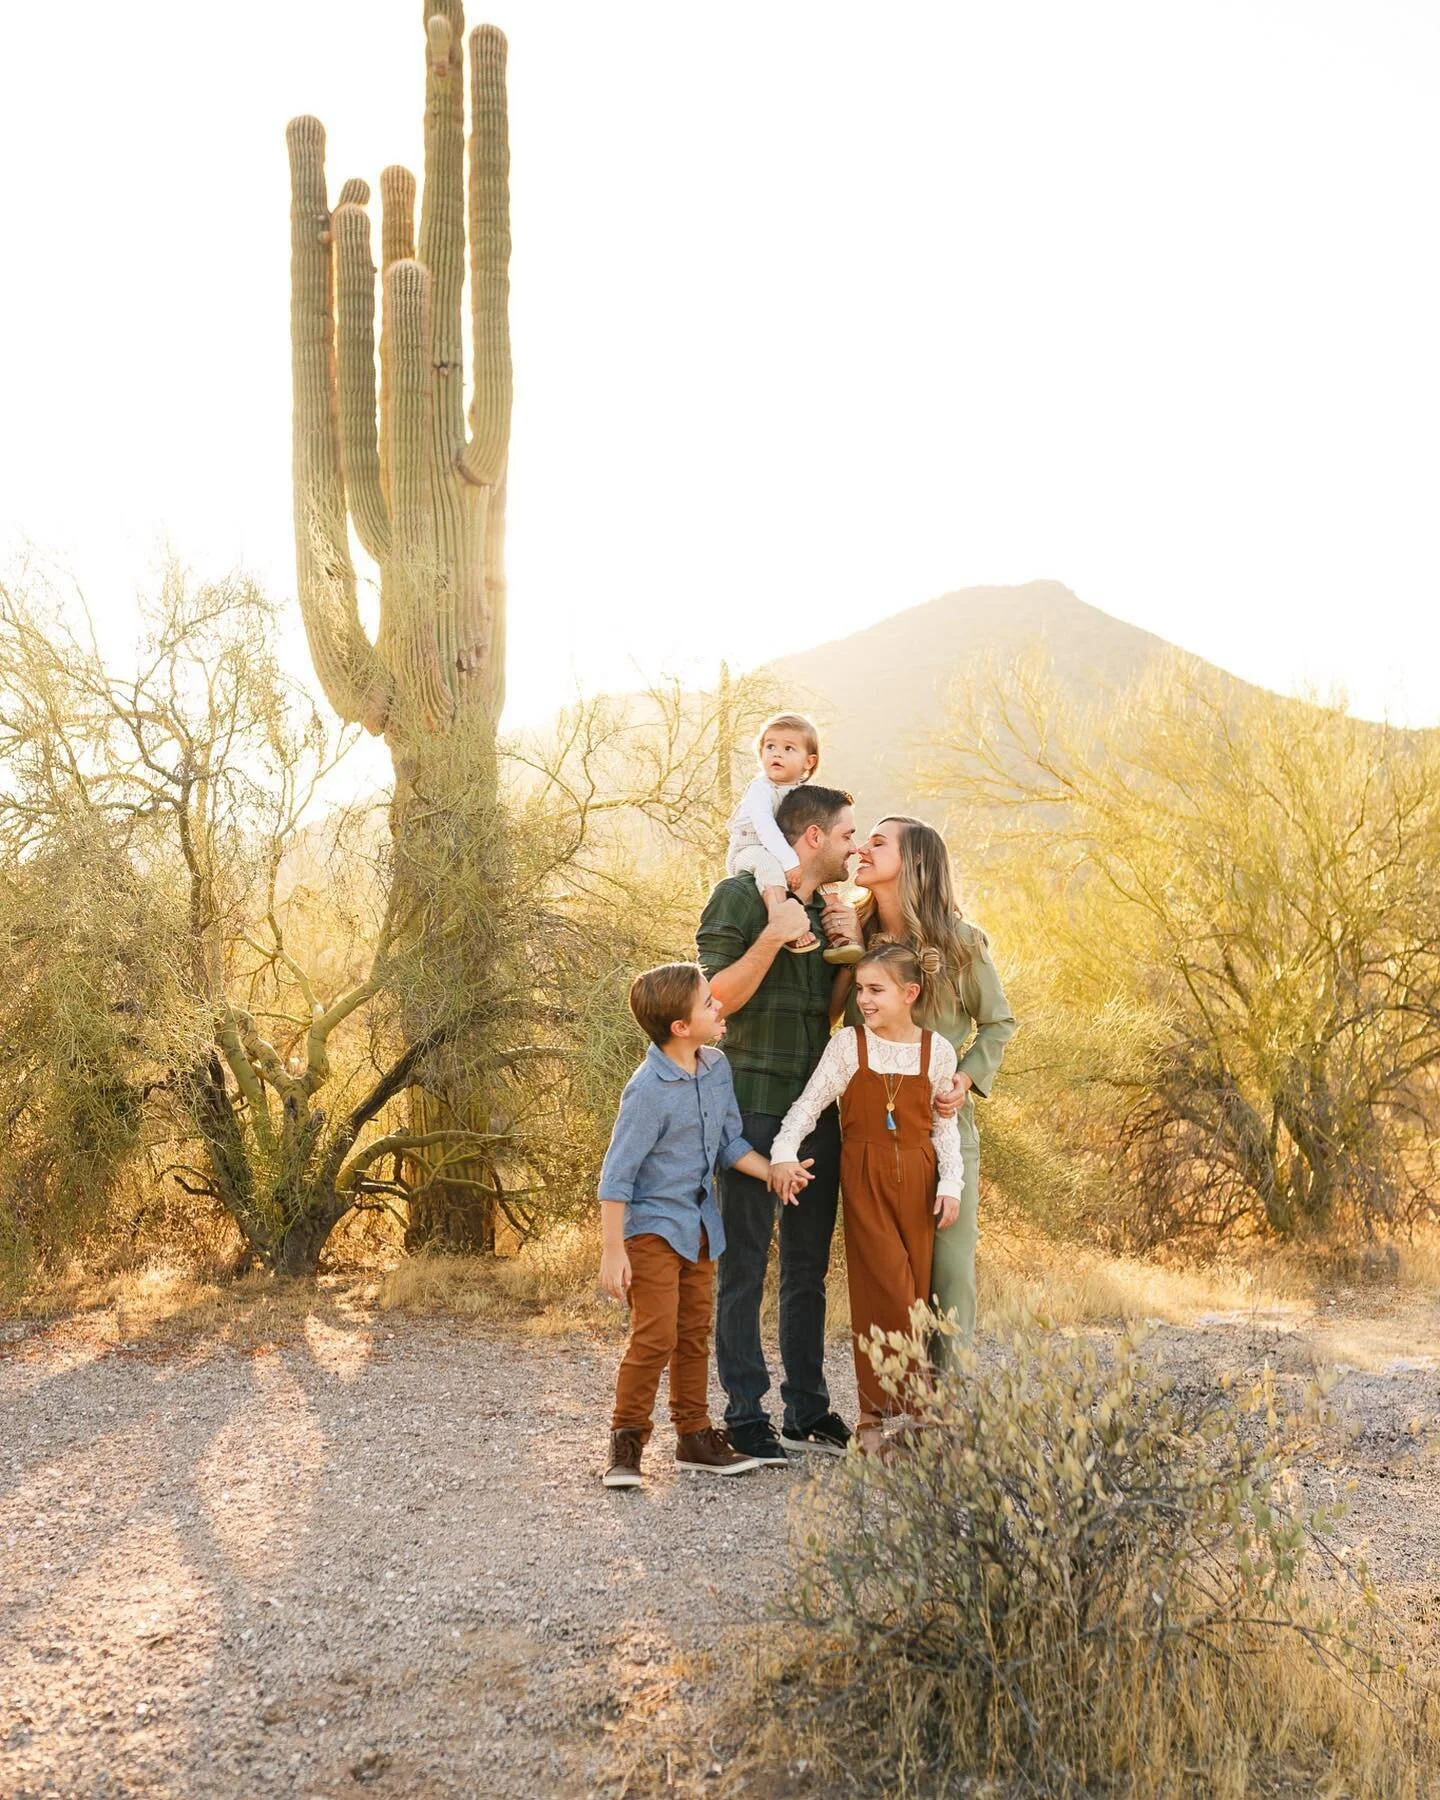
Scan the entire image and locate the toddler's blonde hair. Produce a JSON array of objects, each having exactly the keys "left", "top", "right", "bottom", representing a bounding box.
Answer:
[{"left": 754, "top": 711, "right": 820, "bottom": 768}]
